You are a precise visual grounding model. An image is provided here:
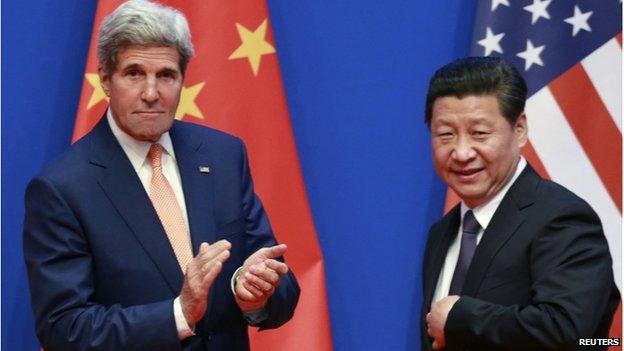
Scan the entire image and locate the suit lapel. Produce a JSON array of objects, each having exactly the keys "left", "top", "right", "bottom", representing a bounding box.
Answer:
[
  {"left": 170, "top": 122, "right": 218, "bottom": 327},
  {"left": 461, "top": 165, "right": 539, "bottom": 296},
  {"left": 89, "top": 118, "right": 183, "bottom": 294},
  {"left": 169, "top": 122, "right": 217, "bottom": 254},
  {"left": 423, "top": 206, "right": 461, "bottom": 310}
]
